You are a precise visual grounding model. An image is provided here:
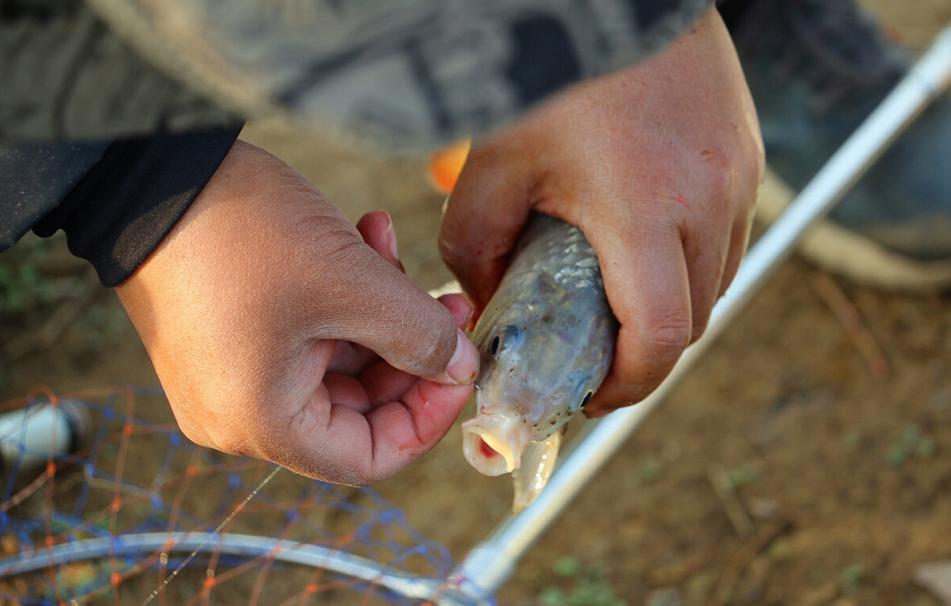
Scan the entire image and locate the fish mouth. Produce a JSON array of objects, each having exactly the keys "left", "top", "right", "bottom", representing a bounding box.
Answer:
[{"left": 461, "top": 412, "right": 530, "bottom": 476}]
